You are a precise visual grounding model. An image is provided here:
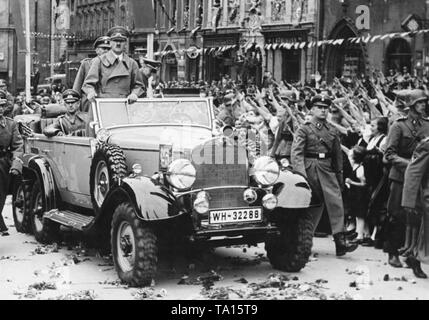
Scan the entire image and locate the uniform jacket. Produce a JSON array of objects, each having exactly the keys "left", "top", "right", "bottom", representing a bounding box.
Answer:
[
  {"left": 0, "top": 116, "right": 24, "bottom": 173},
  {"left": 402, "top": 138, "right": 429, "bottom": 263},
  {"left": 384, "top": 111, "right": 429, "bottom": 183},
  {"left": 82, "top": 50, "right": 143, "bottom": 99},
  {"left": 291, "top": 117, "right": 343, "bottom": 184},
  {"left": 291, "top": 117, "right": 345, "bottom": 234},
  {"left": 271, "top": 115, "right": 294, "bottom": 158},
  {"left": 43, "top": 112, "right": 88, "bottom": 137},
  {"left": 73, "top": 58, "right": 92, "bottom": 112}
]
